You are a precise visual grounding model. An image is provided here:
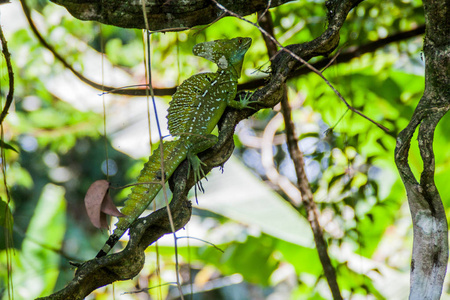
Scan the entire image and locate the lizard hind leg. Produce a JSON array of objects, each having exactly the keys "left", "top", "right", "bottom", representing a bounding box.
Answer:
[
  {"left": 186, "top": 134, "right": 218, "bottom": 192},
  {"left": 188, "top": 154, "right": 207, "bottom": 193}
]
